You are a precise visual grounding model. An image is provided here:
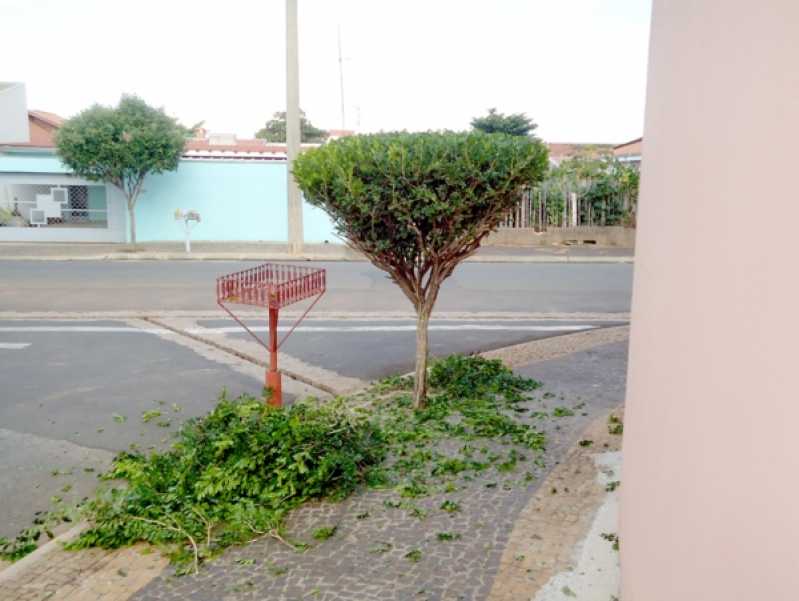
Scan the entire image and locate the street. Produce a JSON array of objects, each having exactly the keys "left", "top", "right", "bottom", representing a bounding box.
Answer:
[
  {"left": 0, "top": 260, "right": 632, "bottom": 313},
  {"left": 0, "top": 259, "right": 632, "bottom": 539}
]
